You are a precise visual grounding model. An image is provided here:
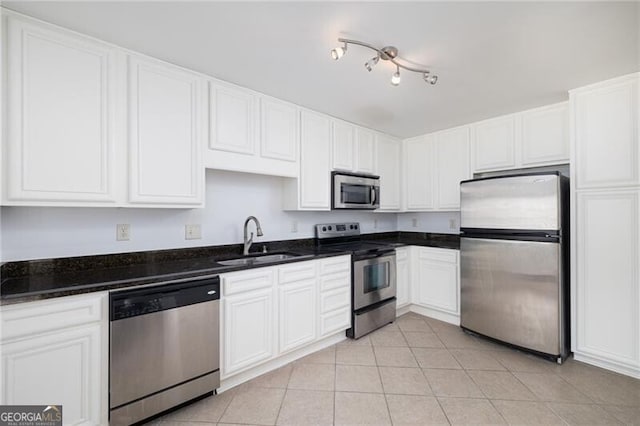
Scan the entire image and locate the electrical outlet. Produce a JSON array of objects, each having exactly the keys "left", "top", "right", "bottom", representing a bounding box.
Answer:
[
  {"left": 449, "top": 218, "right": 457, "bottom": 230},
  {"left": 411, "top": 218, "right": 418, "bottom": 228},
  {"left": 185, "top": 224, "right": 202, "bottom": 240},
  {"left": 116, "top": 224, "right": 130, "bottom": 241},
  {"left": 291, "top": 220, "right": 298, "bottom": 233},
  {"left": 373, "top": 218, "right": 378, "bottom": 229}
]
